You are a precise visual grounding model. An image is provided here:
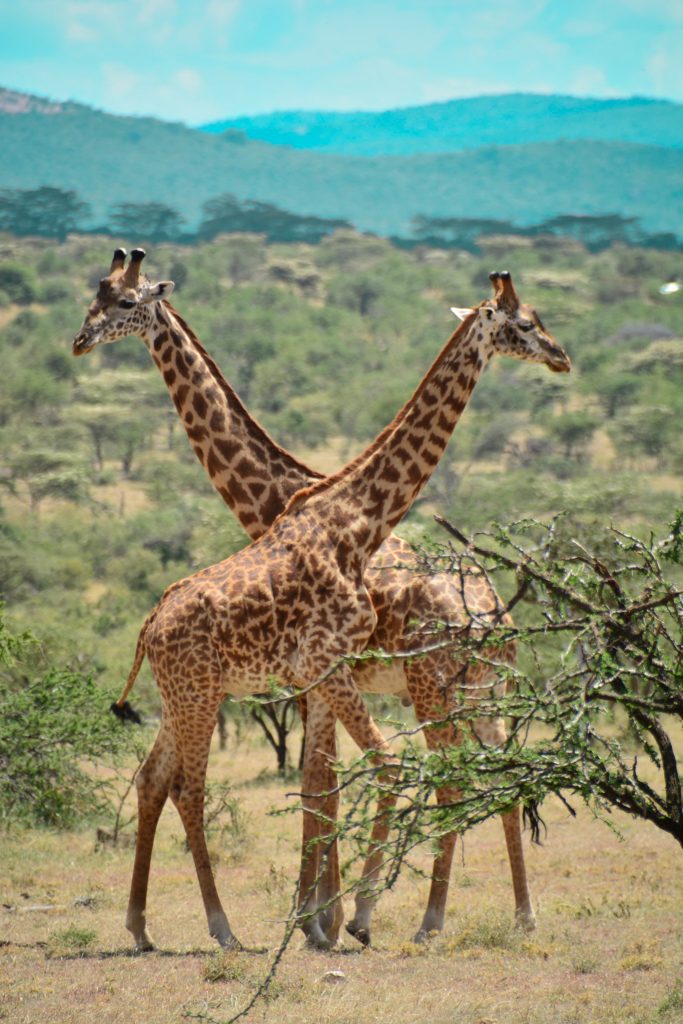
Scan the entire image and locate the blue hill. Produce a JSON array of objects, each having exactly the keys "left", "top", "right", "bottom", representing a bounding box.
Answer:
[{"left": 201, "top": 93, "right": 683, "bottom": 155}]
